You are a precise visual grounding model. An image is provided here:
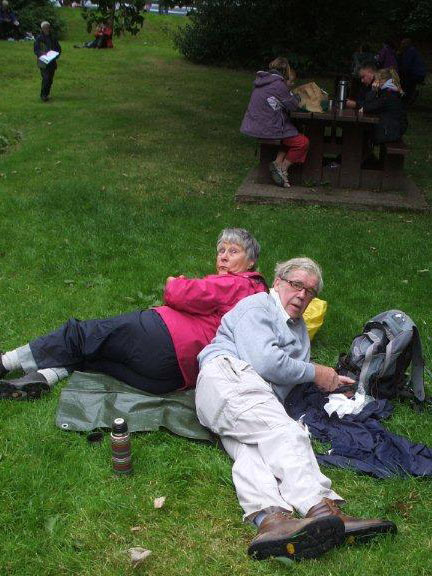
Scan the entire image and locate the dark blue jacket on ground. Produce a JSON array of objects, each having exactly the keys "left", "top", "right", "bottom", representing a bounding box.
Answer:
[{"left": 284, "top": 382, "right": 432, "bottom": 479}]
